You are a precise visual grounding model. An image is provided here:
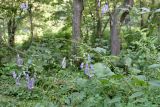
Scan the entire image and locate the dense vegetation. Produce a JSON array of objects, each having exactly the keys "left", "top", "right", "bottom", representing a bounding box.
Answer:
[{"left": 0, "top": 0, "right": 160, "bottom": 107}]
